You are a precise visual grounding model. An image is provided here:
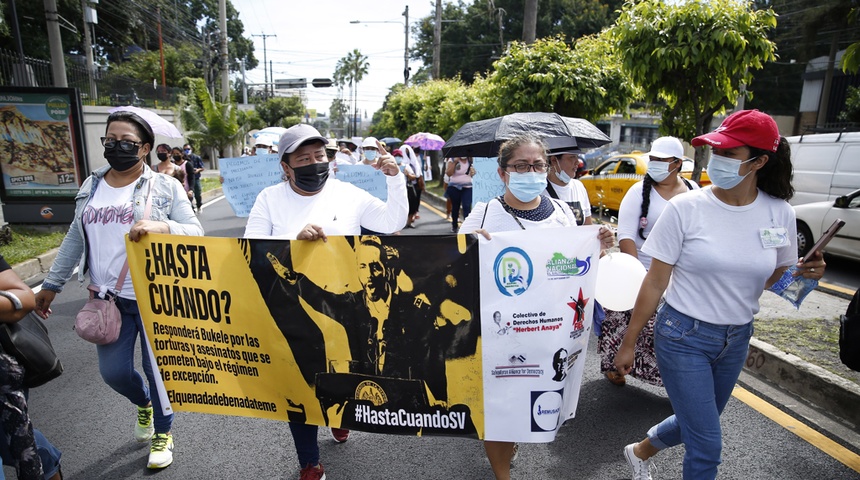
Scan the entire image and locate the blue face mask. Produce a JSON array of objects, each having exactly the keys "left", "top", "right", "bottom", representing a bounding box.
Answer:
[
  {"left": 646, "top": 160, "right": 678, "bottom": 183},
  {"left": 395, "top": 156, "right": 403, "bottom": 164},
  {"left": 364, "top": 150, "right": 378, "bottom": 161},
  {"left": 507, "top": 171, "right": 548, "bottom": 202},
  {"left": 707, "top": 154, "right": 757, "bottom": 190},
  {"left": 555, "top": 166, "right": 572, "bottom": 184},
  {"left": 255, "top": 147, "right": 268, "bottom": 156}
]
